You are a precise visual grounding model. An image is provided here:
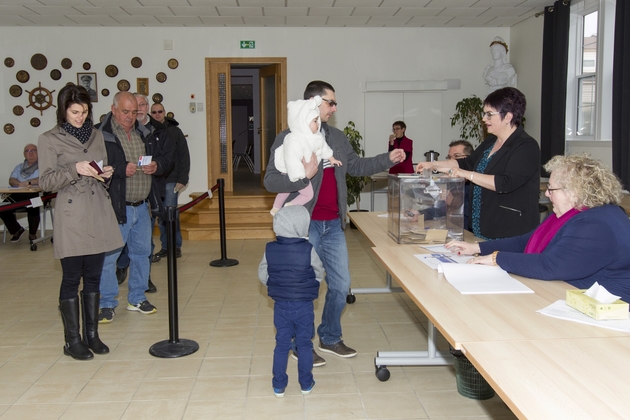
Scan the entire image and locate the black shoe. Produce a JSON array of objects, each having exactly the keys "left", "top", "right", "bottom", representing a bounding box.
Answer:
[
  {"left": 151, "top": 249, "right": 168, "bottom": 262},
  {"left": 146, "top": 278, "right": 157, "bottom": 293},
  {"left": 10, "top": 227, "right": 25, "bottom": 243},
  {"left": 176, "top": 248, "right": 182, "bottom": 258},
  {"left": 290, "top": 349, "right": 326, "bottom": 367},
  {"left": 116, "top": 266, "right": 128, "bottom": 285},
  {"left": 318, "top": 340, "right": 357, "bottom": 358}
]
